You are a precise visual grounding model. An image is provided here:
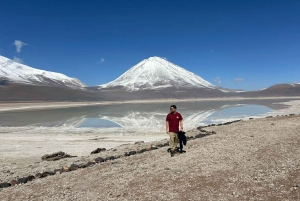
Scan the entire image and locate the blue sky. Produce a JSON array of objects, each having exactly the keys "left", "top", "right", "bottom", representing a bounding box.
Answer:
[{"left": 0, "top": 0, "right": 299, "bottom": 90}]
